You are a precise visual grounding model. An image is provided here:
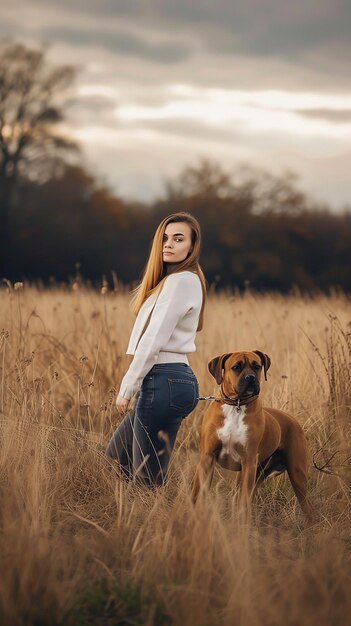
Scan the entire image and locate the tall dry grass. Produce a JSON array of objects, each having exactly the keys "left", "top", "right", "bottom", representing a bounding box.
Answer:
[{"left": 0, "top": 281, "right": 350, "bottom": 626}]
